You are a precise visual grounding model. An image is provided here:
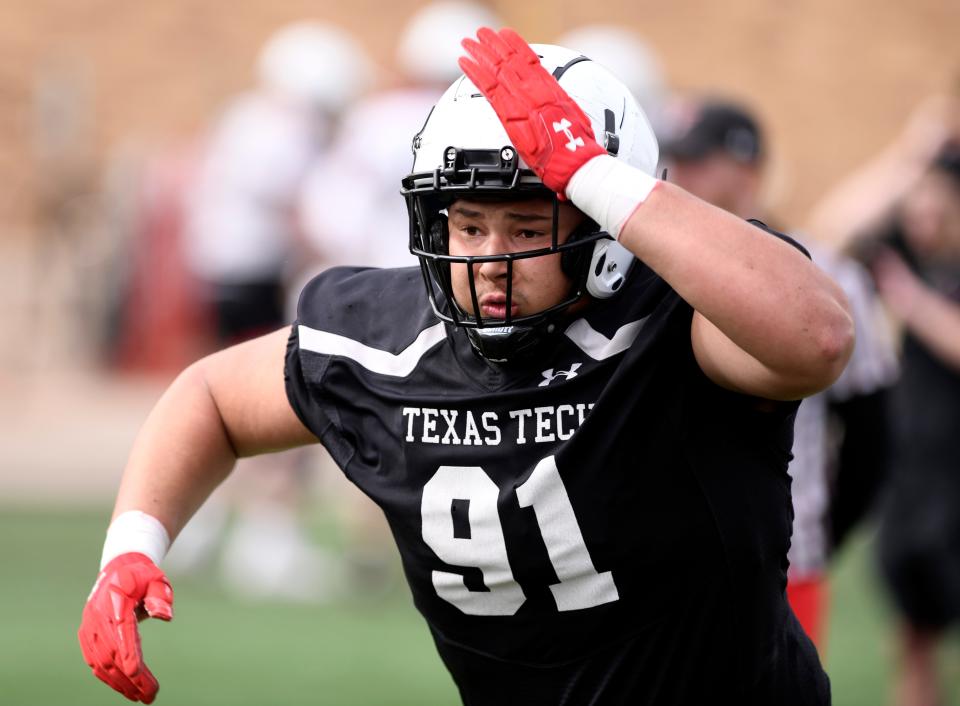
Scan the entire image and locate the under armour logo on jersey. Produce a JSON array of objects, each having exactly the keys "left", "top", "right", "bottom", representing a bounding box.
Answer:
[
  {"left": 539, "top": 363, "right": 582, "bottom": 386},
  {"left": 553, "top": 118, "right": 585, "bottom": 151}
]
